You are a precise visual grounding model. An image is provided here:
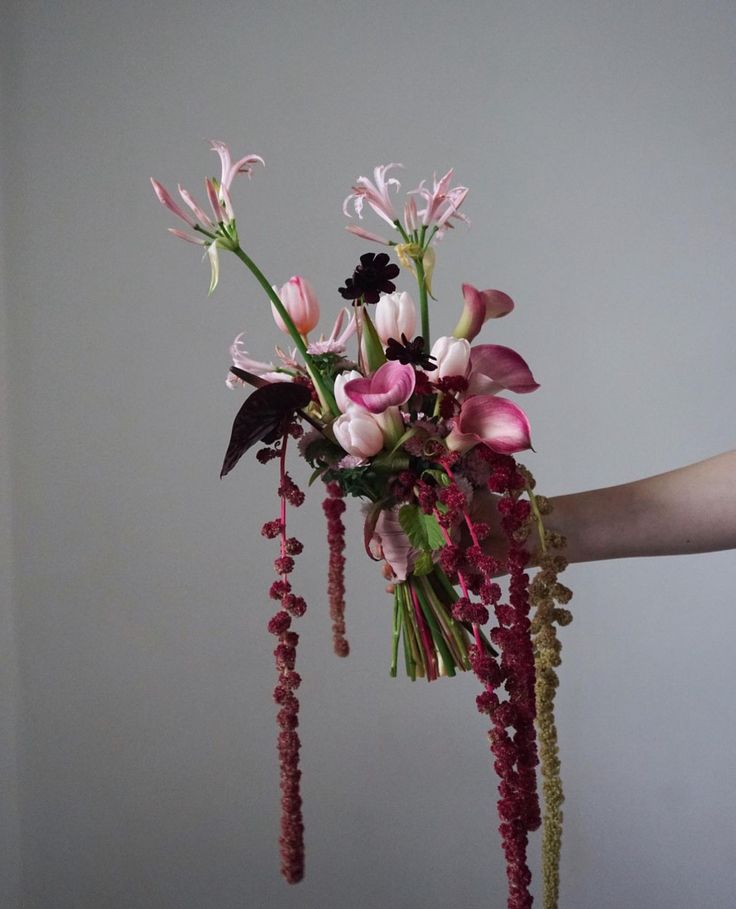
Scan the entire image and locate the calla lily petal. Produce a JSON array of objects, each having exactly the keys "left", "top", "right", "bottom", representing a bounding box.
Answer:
[
  {"left": 344, "top": 361, "right": 416, "bottom": 414},
  {"left": 447, "top": 395, "right": 532, "bottom": 454},
  {"left": 452, "top": 284, "right": 514, "bottom": 341},
  {"left": 468, "top": 344, "right": 540, "bottom": 395}
]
